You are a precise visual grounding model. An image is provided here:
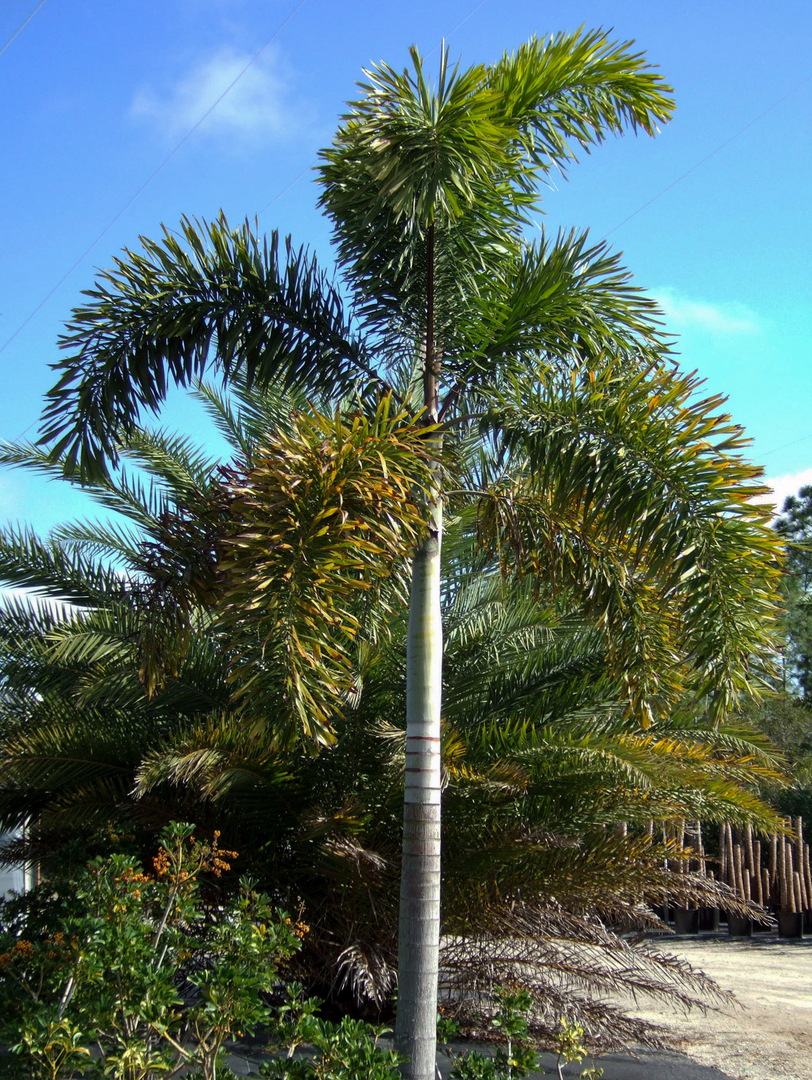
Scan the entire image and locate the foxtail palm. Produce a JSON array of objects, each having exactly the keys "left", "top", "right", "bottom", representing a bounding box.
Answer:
[{"left": 35, "top": 32, "right": 783, "bottom": 1079}]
